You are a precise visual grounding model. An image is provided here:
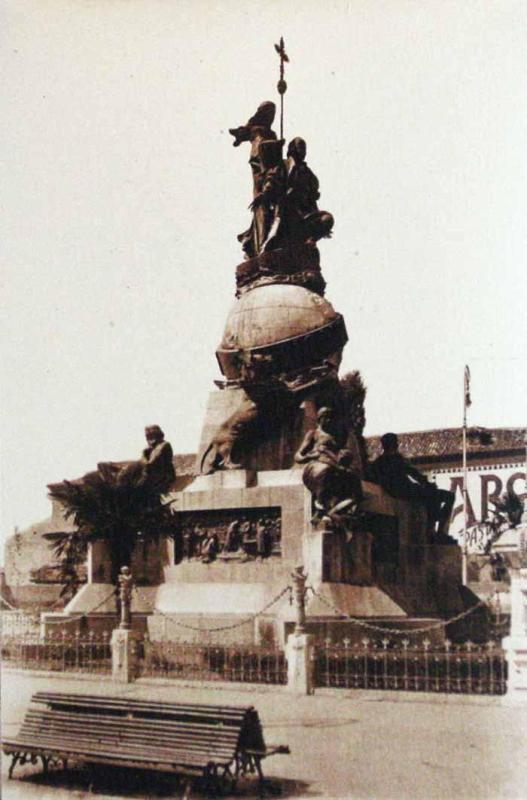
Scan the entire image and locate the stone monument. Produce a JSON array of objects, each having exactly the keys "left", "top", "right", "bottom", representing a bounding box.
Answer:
[
  {"left": 48, "top": 43, "right": 467, "bottom": 645},
  {"left": 145, "top": 46, "right": 466, "bottom": 646}
]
